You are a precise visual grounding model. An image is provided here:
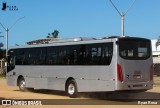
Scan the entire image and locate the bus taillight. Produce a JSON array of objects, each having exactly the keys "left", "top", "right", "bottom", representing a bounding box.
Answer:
[
  {"left": 150, "top": 64, "right": 153, "bottom": 81},
  {"left": 117, "top": 64, "right": 123, "bottom": 82}
]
